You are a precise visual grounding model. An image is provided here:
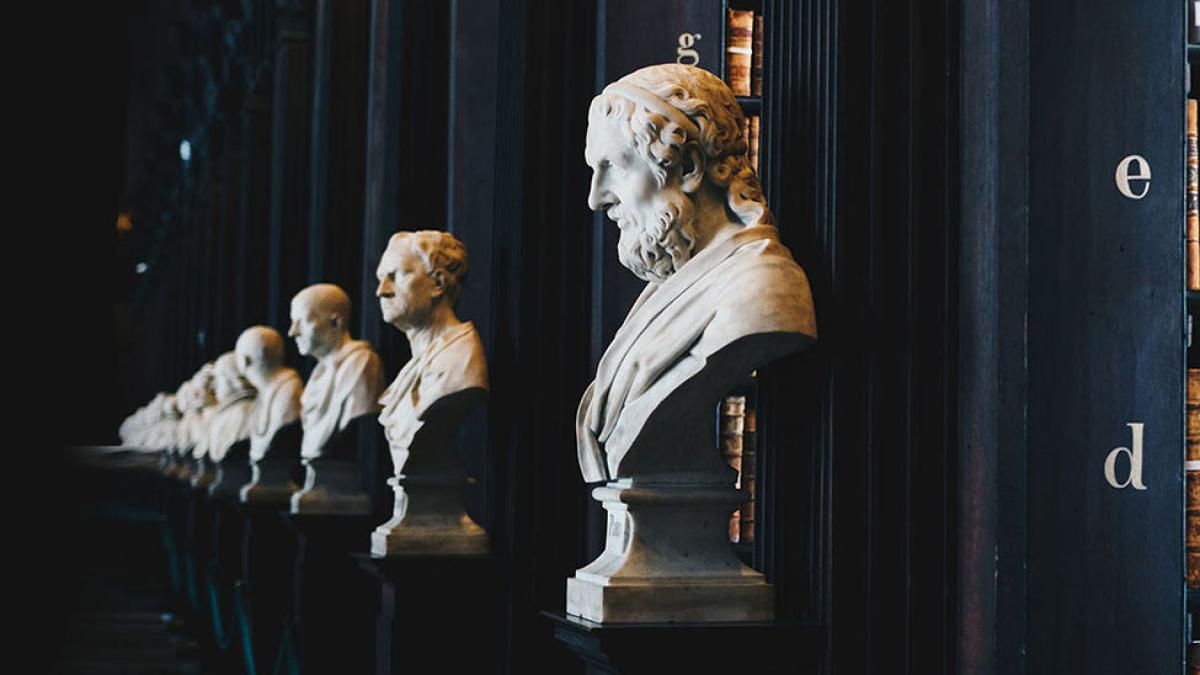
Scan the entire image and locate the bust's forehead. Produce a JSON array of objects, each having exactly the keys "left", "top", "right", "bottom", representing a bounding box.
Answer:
[{"left": 379, "top": 240, "right": 420, "bottom": 271}]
